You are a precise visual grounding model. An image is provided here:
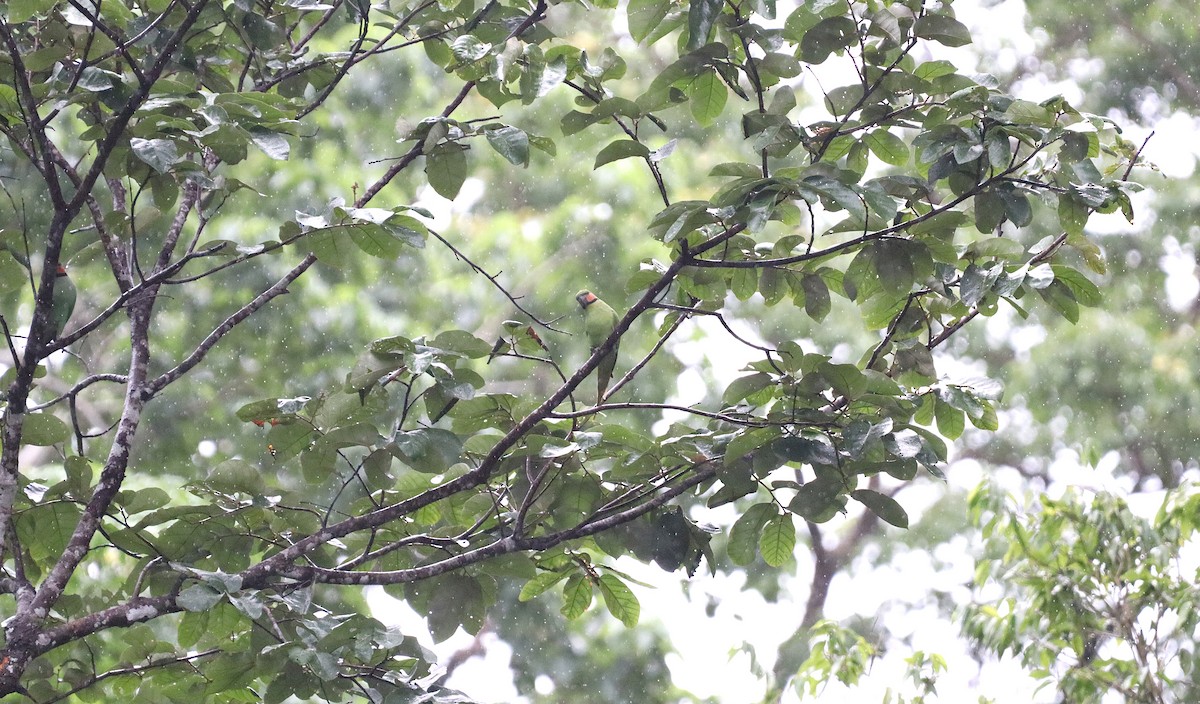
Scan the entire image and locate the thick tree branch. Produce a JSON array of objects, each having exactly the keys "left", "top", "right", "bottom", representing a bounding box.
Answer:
[
  {"left": 234, "top": 241, "right": 702, "bottom": 586},
  {"left": 35, "top": 595, "right": 180, "bottom": 656},
  {"left": 268, "top": 461, "right": 717, "bottom": 585}
]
